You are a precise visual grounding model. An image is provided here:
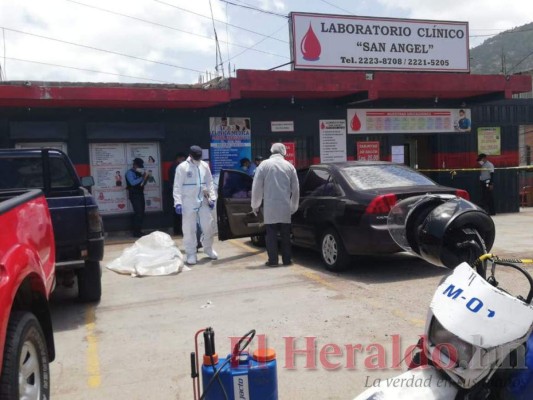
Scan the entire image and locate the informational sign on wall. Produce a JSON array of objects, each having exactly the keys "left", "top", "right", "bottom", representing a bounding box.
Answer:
[
  {"left": 477, "top": 127, "right": 501, "bottom": 156},
  {"left": 357, "top": 141, "right": 380, "bottom": 161},
  {"left": 89, "top": 143, "right": 162, "bottom": 215},
  {"left": 282, "top": 142, "right": 296, "bottom": 166},
  {"left": 290, "top": 12, "right": 469, "bottom": 72},
  {"left": 209, "top": 117, "right": 252, "bottom": 176},
  {"left": 271, "top": 121, "right": 295, "bottom": 132},
  {"left": 347, "top": 109, "right": 471, "bottom": 134},
  {"left": 319, "top": 120, "right": 347, "bottom": 163},
  {"left": 391, "top": 145, "right": 405, "bottom": 164}
]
